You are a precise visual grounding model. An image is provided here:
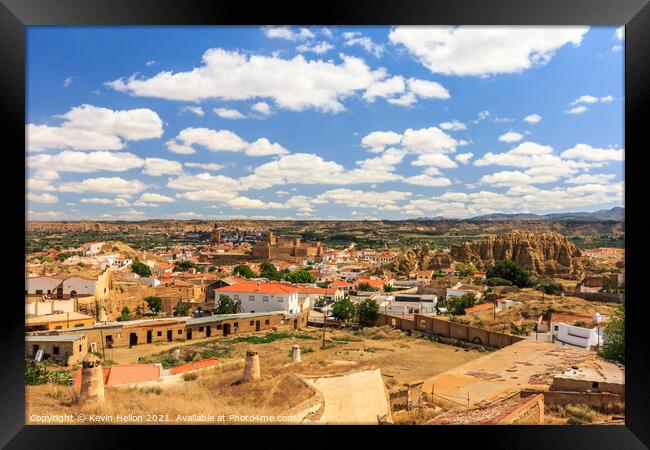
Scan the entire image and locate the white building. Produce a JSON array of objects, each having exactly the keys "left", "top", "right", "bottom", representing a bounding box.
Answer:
[
  {"left": 446, "top": 288, "right": 482, "bottom": 300},
  {"left": 62, "top": 276, "right": 97, "bottom": 297},
  {"left": 25, "top": 276, "right": 64, "bottom": 296},
  {"left": 551, "top": 313, "right": 605, "bottom": 350},
  {"left": 26, "top": 298, "right": 76, "bottom": 315},
  {"left": 82, "top": 242, "right": 104, "bottom": 256},
  {"left": 215, "top": 281, "right": 300, "bottom": 314}
]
